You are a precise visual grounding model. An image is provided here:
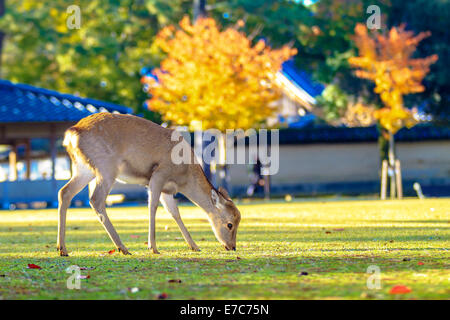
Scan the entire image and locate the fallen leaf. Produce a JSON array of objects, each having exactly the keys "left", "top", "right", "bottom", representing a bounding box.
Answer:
[
  {"left": 236, "top": 256, "right": 241, "bottom": 260},
  {"left": 333, "top": 228, "right": 345, "bottom": 231},
  {"left": 299, "top": 271, "right": 309, "bottom": 276},
  {"left": 402, "top": 258, "right": 411, "bottom": 261},
  {"left": 79, "top": 267, "right": 95, "bottom": 270},
  {"left": 130, "top": 235, "right": 140, "bottom": 239},
  {"left": 108, "top": 249, "right": 115, "bottom": 254},
  {"left": 325, "top": 231, "right": 331, "bottom": 234},
  {"left": 168, "top": 279, "right": 182, "bottom": 283},
  {"left": 77, "top": 275, "right": 90, "bottom": 280},
  {"left": 27, "top": 264, "right": 42, "bottom": 269},
  {"left": 157, "top": 293, "right": 168, "bottom": 299},
  {"left": 418, "top": 261, "right": 424, "bottom": 266},
  {"left": 389, "top": 285, "right": 412, "bottom": 294}
]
